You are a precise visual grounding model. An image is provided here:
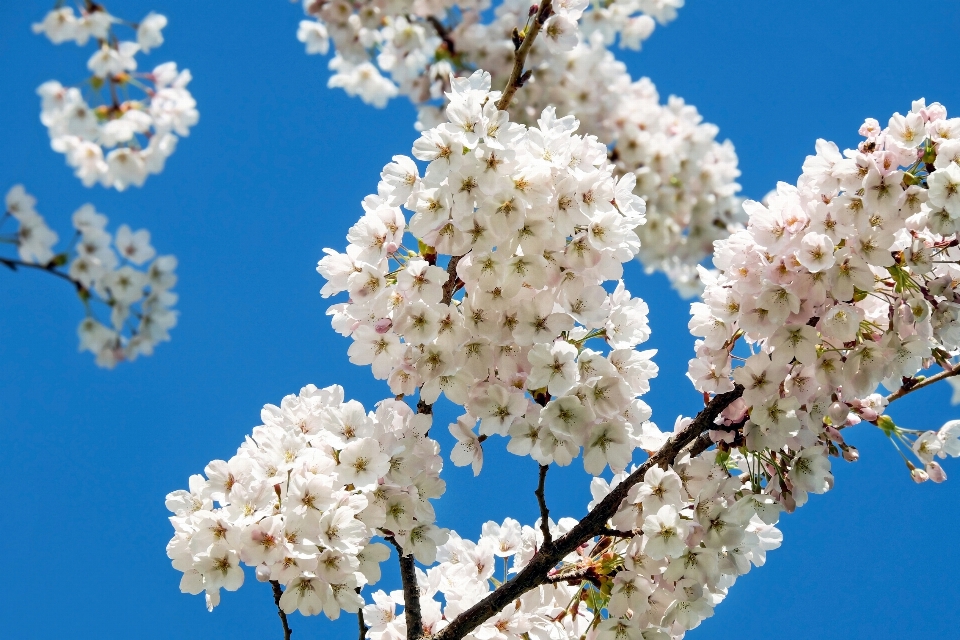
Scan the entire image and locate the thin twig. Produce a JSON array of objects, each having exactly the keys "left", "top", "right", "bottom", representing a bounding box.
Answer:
[
  {"left": 432, "top": 384, "right": 744, "bottom": 640},
  {"left": 0, "top": 256, "right": 85, "bottom": 292},
  {"left": 545, "top": 564, "right": 602, "bottom": 587},
  {"left": 386, "top": 537, "right": 423, "bottom": 640},
  {"left": 270, "top": 580, "right": 293, "bottom": 640},
  {"left": 357, "top": 588, "right": 368, "bottom": 640},
  {"left": 535, "top": 464, "right": 552, "bottom": 547},
  {"left": 494, "top": 0, "right": 554, "bottom": 112},
  {"left": 886, "top": 364, "right": 960, "bottom": 403},
  {"left": 598, "top": 527, "right": 637, "bottom": 539},
  {"left": 426, "top": 16, "right": 457, "bottom": 55}
]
